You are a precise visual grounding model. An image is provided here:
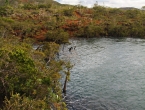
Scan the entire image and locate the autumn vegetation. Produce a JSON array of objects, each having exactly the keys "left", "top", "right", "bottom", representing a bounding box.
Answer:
[
  {"left": 0, "top": 0, "right": 145, "bottom": 109},
  {"left": 1, "top": 0, "right": 145, "bottom": 40}
]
